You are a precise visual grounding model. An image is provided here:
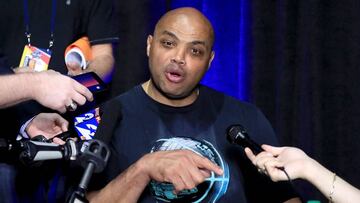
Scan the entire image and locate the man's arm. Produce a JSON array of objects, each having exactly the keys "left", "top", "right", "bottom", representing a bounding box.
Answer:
[
  {"left": 88, "top": 150, "right": 223, "bottom": 203},
  {"left": 87, "top": 43, "right": 114, "bottom": 81},
  {"left": 88, "top": 159, "right": 150, "bottom": 203},
  {"left": 0, "top": 70, "right": 93, "bottom": 112},
  {"left": 0, "top": 73, "right": 33, "bottom": 108}
]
